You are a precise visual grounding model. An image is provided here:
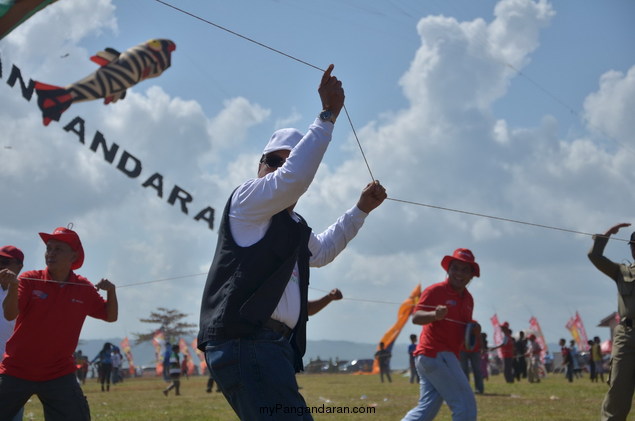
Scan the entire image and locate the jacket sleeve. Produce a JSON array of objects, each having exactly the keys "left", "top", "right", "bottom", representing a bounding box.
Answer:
[{"left": 587, "top": 234, "right": 620, "bottom": 281}]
